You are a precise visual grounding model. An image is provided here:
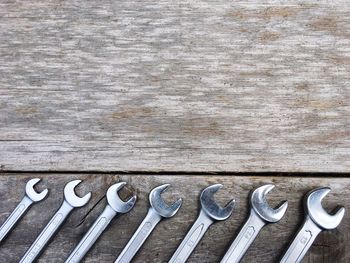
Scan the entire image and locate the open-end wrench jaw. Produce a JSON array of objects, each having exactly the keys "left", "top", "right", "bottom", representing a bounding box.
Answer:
[
  {"left": 0, "top": 178, "right": 49, "bottom": 243},
  {"left": 251, "top": 184, "right": 288, "bottom": 223},
  {"left": 115, "top": 184, "right": 181, "bottom": 263},
  {"left": 220, "top": 184, "right": 287, "bottom": 263},
  {"left": 20, "top": 179, "right": 91, "bottom": 263},
  {"left": 25, "top": 178, "right": 49, "bottom": 202},
  {"left": 200, "top": 184, "right": 235, "bottom": 221},
  {"left": 306, "top": 187, "right": 345, "bottom": 230},
  {"left": 149, "top": 184, "right": 182, "bottom": 218},
  {"left": 107, "top": 182, "right": 137, "bottom": 213},
  {"left": 279, "top": 187, "right": 345, "bottom": 263},
  {"left": 64, "top": 180, "right": 92, "bottom": 208},
  {"left": 169, "top": 184, "right": 235, "bottom": 263},
  {"left": 65, "top": 182, "right": 137, "bottom": 263}
]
